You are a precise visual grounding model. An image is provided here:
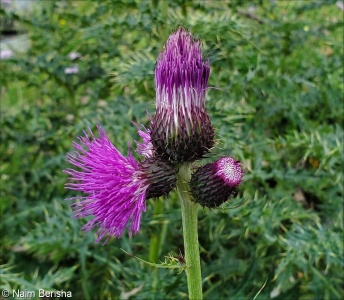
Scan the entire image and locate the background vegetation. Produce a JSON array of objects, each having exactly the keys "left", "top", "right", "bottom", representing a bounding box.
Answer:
[{"left": 1, "top": 0, "right": 343, "bottom": 299}]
